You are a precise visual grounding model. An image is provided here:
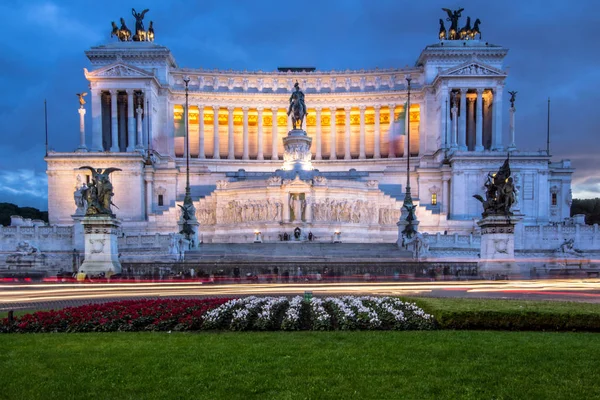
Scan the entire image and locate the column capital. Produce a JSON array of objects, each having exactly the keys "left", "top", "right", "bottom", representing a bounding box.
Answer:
[
  {"left": 256, "top": 106, "right": 264, "bottom": 112},
  {"left": 373, "top": 104, "right": 381, "bottom": 111},
  {"left": 460, "top": 87, "right": 468, "bottom": 92},
  {"left": 476, "top": 88, "right": 484, "bottom": 95},
  {"left": 197, "top": 105, "right": 204, "bottom": 113},
  {"left": 388, "top": 103, "right": 396, "bottom": 108},
  {"left": 242, "top": 106, "right": 249, "bottom": 112},
  {"left": 329, "top": 106, "right": 337, "bottom": 113},
  {"left": 109, "top": 89, "right": 118, "bottom": 96},
  {"left": 314, "top": 106, "right": 322, "bottom": 112},
  {"left": 359, "top": 105, "right": 366, "bottom": 112},
  {"left": 344, "top": 106, "right": 352, "bottom": 112},
  {"left": 212, "top": 105, "right": 220, "bottom": 112},
  {"left": 271, "top": 107, "right": 279, "bottom": 113},
  {"left": 227, "top": 106, "right": 235, "bottom": 112},
  {"left": 125, "top": 89, "right": 135, "bottom": 95}
]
